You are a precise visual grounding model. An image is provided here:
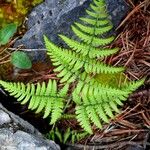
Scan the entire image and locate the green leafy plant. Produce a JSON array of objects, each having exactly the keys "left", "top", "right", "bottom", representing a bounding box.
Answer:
[
  {"left": 11, "top": 51, "right": 32, "bottom": 69},
  {"left": 46, "top": 127, "right": 88, "bottom": 144},
  {"left": 0, "top": 0, "right": 144, "bottom": 136},
  {"left": 0, "top": 23, "right": 17, "bottom": 46}
]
